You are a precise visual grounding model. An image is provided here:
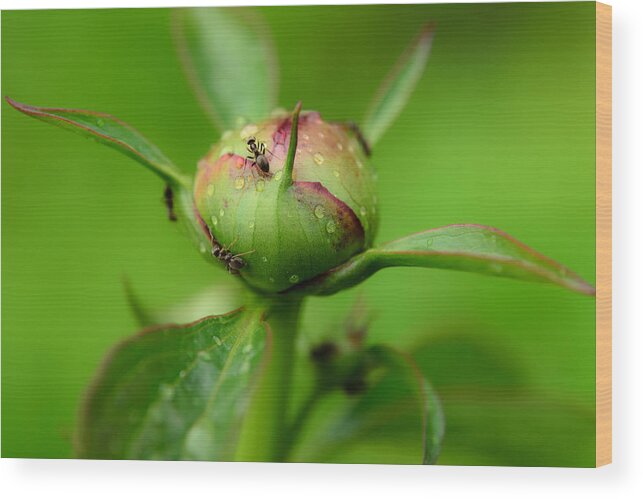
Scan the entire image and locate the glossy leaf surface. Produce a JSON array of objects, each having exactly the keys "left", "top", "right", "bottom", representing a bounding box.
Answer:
[
  {"left": 77, "top": 308, "right": 270, "bottom": 460},
  {"left": 298, "top": 224, "right": 595, "bottom": 296}
]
